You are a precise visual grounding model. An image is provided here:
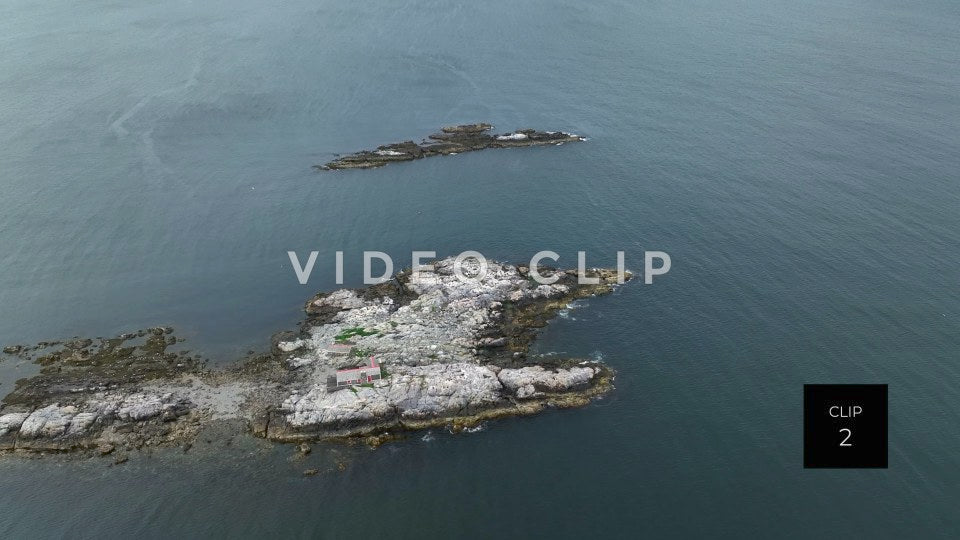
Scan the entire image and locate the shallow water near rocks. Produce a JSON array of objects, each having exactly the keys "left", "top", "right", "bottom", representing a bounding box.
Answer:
[{"left": 1, "top": 0, "right": 959, "bottom": 537}]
